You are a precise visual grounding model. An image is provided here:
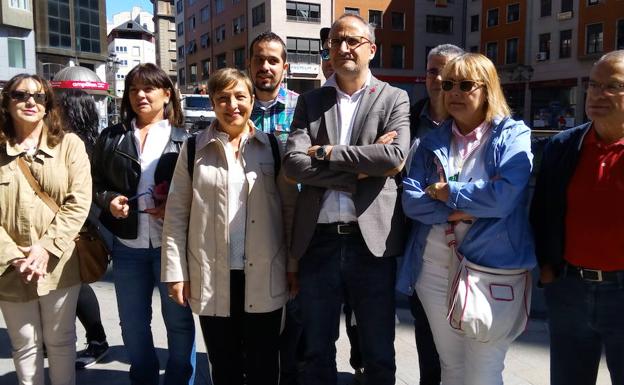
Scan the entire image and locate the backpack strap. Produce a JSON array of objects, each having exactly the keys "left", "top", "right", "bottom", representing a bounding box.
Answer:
[
  {"left": 186, "top": 135, "right": 196, "bottom": 180},
  {"left": 268, "top": 133, "right": 281, "bottom": 178}
]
